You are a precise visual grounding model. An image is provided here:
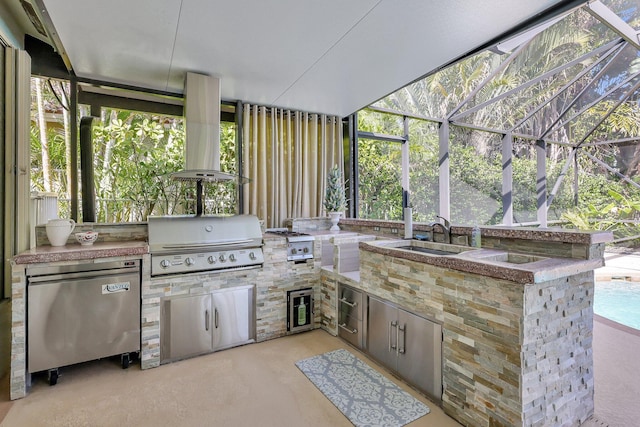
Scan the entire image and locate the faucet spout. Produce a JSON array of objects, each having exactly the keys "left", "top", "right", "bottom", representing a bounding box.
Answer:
[
  {"left": 428, "top": 216, "right": 451, "bottom": 244},
  {"left": 436, "top": 215, "right": 450, "bottom": 228}
]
